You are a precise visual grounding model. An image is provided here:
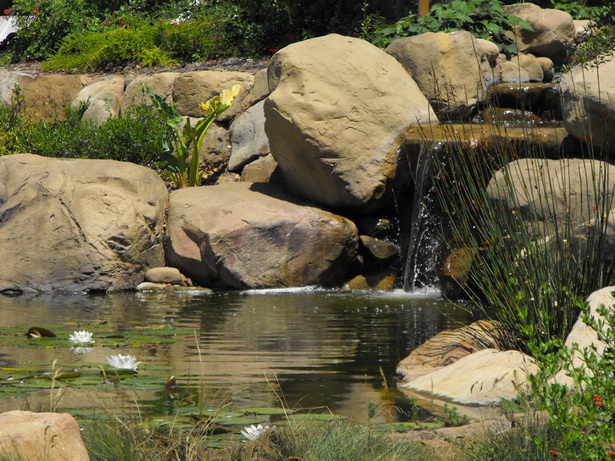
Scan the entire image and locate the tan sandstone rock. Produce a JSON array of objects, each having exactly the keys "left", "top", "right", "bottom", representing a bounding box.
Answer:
[
  {"left": 0, "top": 411, "right": 89, "bottom": 461},
  {"left": 121, "top": 72, "right": 180, "bottom": 110},
  {"left": 401, "top": 349, "right": 538, "bottom": 405},
  {"left": 172, "top": 71, "right": 254, "bottom": 121},
  {"left": 21, "top": 74, "right": 94, "bottom": 121},
  {"left": 265, "top": 34, "right": 436, "bottom": 213},
  {"left": 386, "top": 31, "right": 500, "bottom": 119},
  {"left": 504, "top": 3, "right": 575, "bottom": 63},
  {"left": 0, "top": 154, "right": 167, "bottom": 293},
  {"left": 560, "top": 52, "right": 615, "bottom": 153},
  {"left": 166, "top": 182, "right": 358, "bottom": 289},
  {"left": 71, "top": 76, "right": 125, "bottom": 124},
  {"left": 397, "top": 320, "right": 507, "bottom": 382}
]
